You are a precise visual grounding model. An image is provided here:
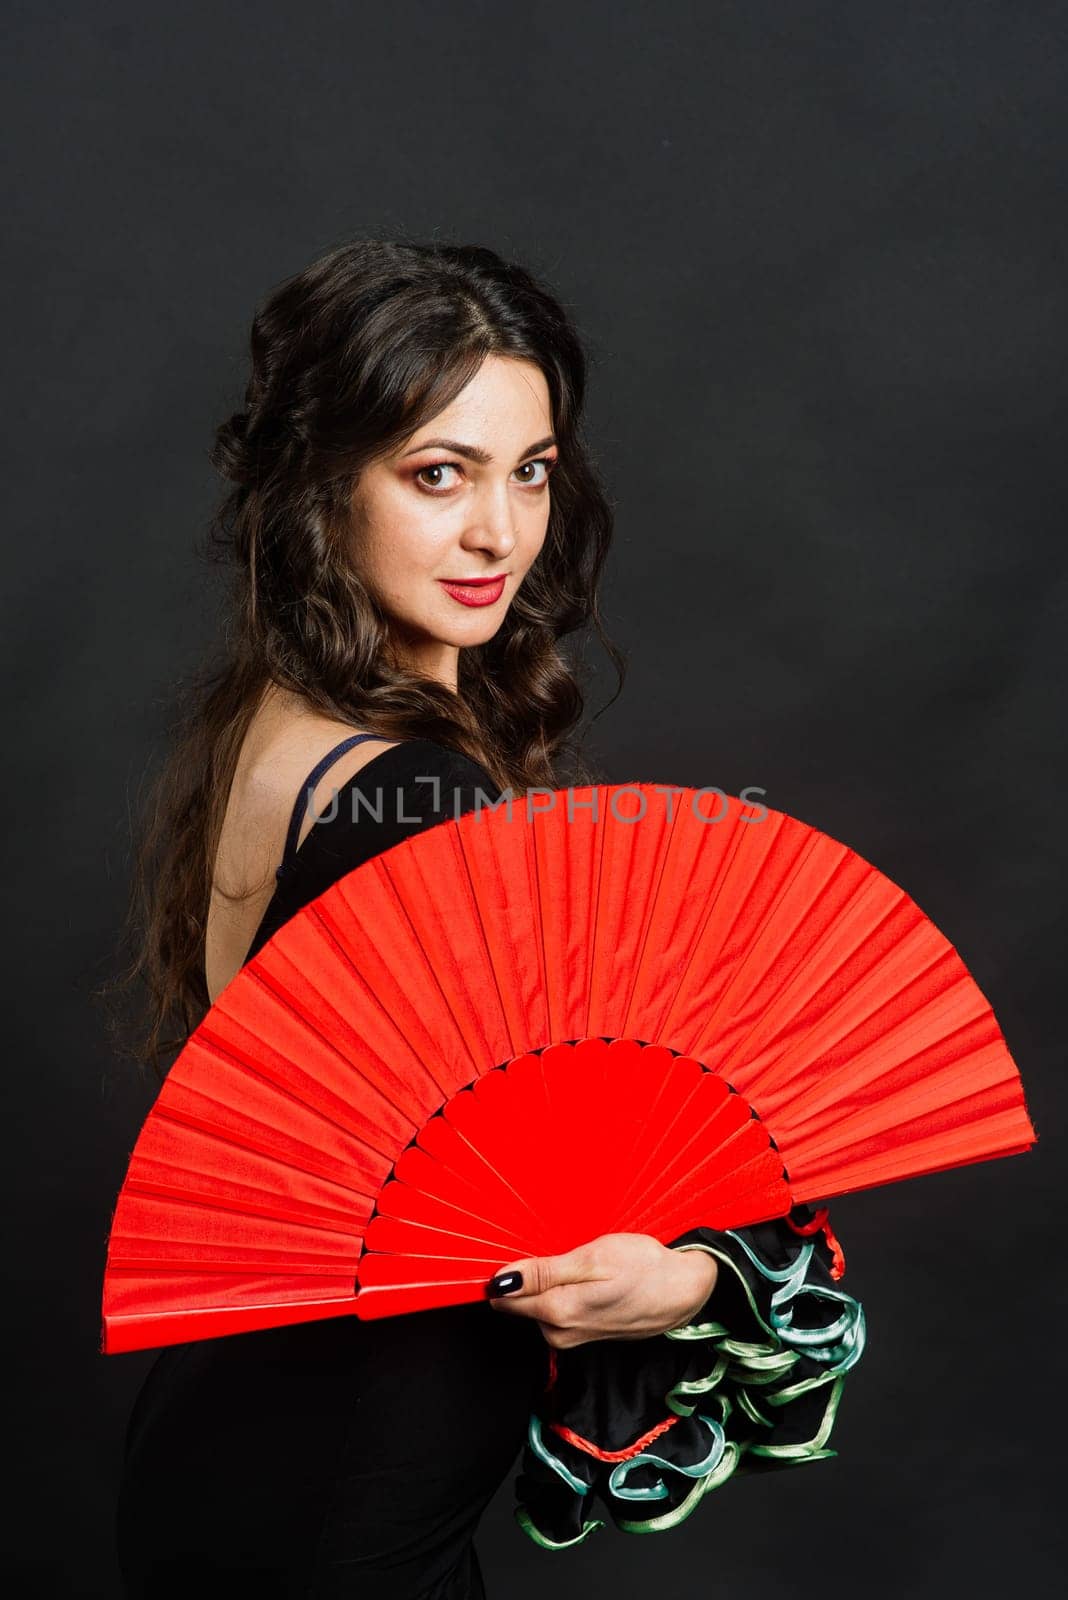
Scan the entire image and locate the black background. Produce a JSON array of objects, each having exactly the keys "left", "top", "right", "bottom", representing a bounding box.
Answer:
[{"left": 4, "top": 2, "right": 1064, "bottom": 1593}]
